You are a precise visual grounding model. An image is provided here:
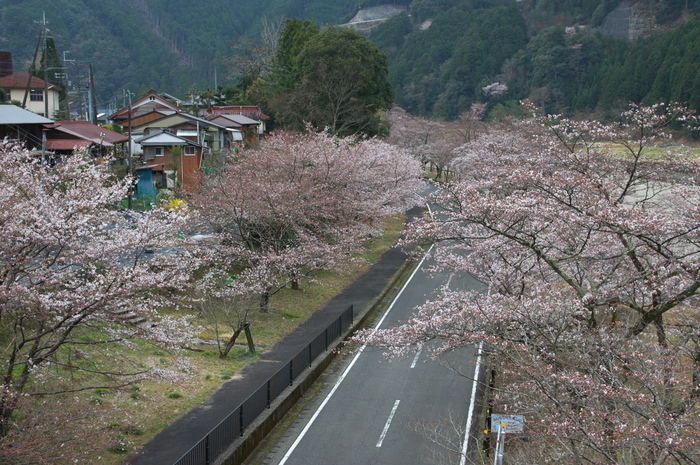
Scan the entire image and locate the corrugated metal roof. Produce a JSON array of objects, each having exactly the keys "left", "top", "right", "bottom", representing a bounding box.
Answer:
[
  {"left": 135, "top": 130, "right": 202, "bottom": 147},
  {"left": 0, "top": 105, "right": 54, "bottom": 124},
  {"left": 217, "top": 114, "right": 260, "bottom": 125},
  {"left": 208, "top": 115, "right": 242, "bottom": 128},
  {"left": 45, "top": 139, "right": 92, "bottom": 150},
  {"left": 46, "top": 121, "right": 129, "bottom": 144},
  {"left": 136, "top": 163, "right": 165, "bottom": 171}
]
